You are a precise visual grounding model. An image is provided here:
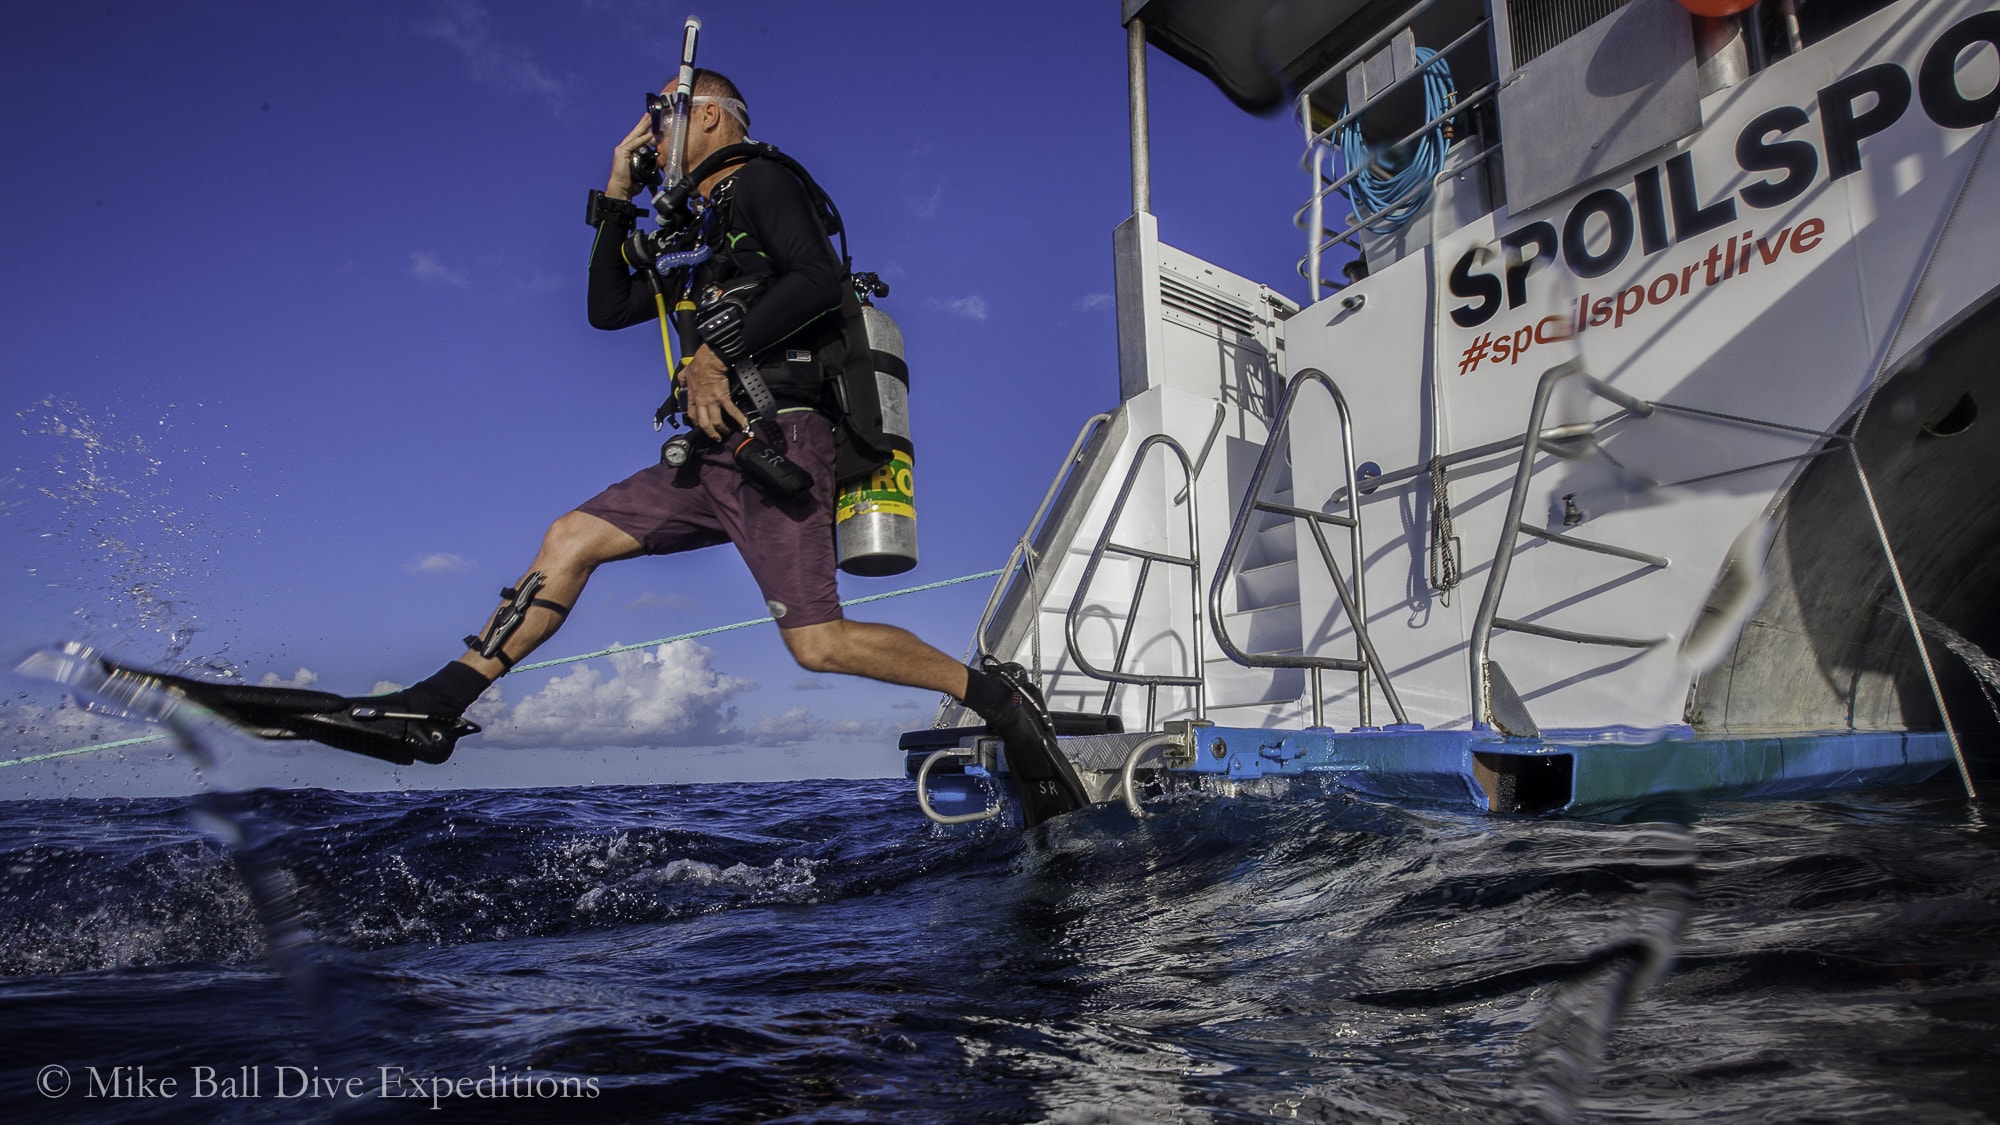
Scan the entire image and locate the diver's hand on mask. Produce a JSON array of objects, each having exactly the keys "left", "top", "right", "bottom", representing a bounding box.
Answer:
[
  {"left": 606, "top": 115, "right": 653, "bottom": 201},
  {"left": 682, "top": 346, "right": 748, "bottom": 441}
]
